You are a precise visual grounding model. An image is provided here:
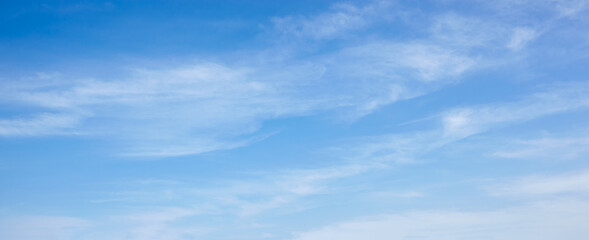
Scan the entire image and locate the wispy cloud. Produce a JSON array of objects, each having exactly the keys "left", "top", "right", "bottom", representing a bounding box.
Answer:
[
  {"left": 271, "top": 1, "right": 393, "bottom": 41},
  {"left": 507, "top": 27, "right": 539, "bottom": 51},
  {"left": 290, "top": 199, "right": 589, "bottom": 240},
  {"left": 105, "top": 207, "right": 209, "bottom": 240},
  {"left": 0, "top": 216, "right": 88, "bottom": 240},
  {"left": 441, "top": 82, "right": 589, "bottom": 138},
  {"left": 1, "top": 81, "right": 585, "bottom": 239},
  {"left": 493, "top": 136, "right": 589, "bottom": 160},
  {"left": 490, "top": 170, "right": 589, "bottom": 196},
  {"left": 5, "top": 0, "right": 572, "bottom": 157},
  {"left": 84, "top": 82, "right": 589, "bottom": 222},
  {"left": 333, "top": 82, "right": 589, "bottom": 167},
  {"left": 479, "top": 0, "right": 589, "bottom": 18},
  {"left": 369, "top": 191, "right": 425, "bottom": 199},
  {"left": 190, "top": 162, "right": 383, "bottom": 217},
  {"left": 0, "top": 0, "right": 495, "bottom": 156},
  {"left": 0, "top": 112, "right": 85, "bottom": 137}
]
